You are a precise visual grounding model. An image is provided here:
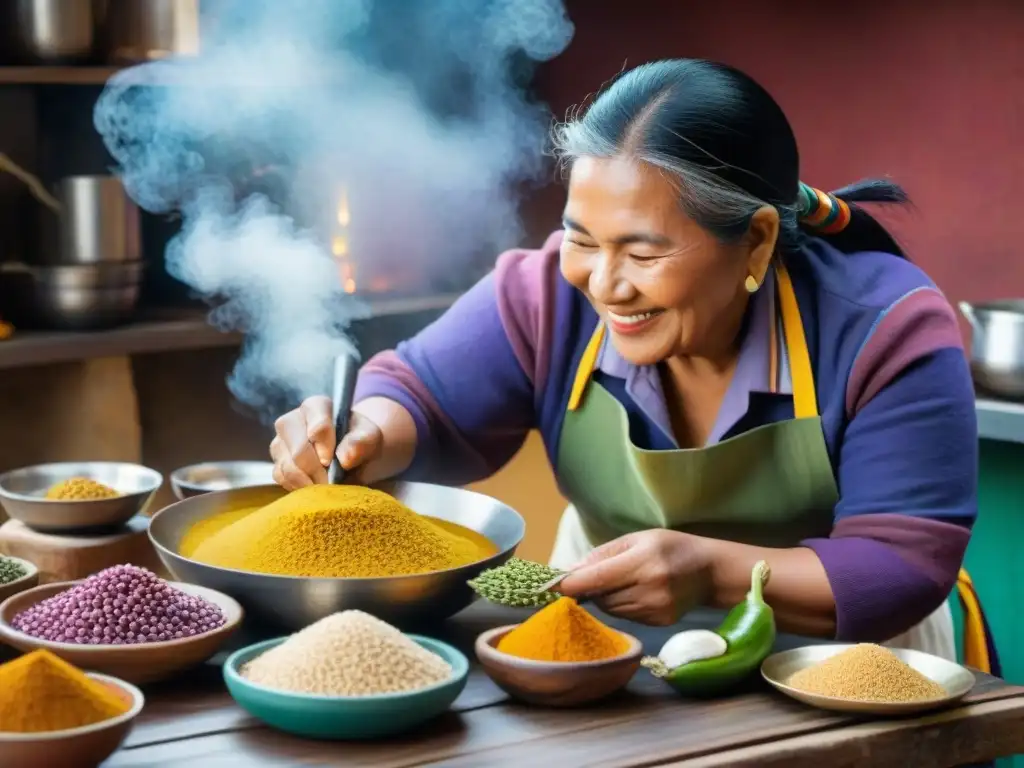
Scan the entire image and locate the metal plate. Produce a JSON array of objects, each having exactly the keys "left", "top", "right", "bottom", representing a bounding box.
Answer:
[{"left": 761, "top": 644, "right": 975, "bottom": 715}]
